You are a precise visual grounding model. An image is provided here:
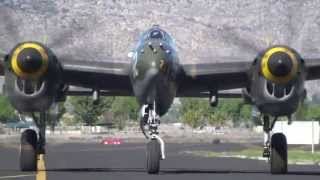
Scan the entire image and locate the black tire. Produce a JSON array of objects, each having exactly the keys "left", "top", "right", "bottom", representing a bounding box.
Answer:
[
  {"left": 146, "top": 139, "right": 161, "bottom": 174},
  {"left": 20, "top": 129, "right": 38, "bottom": 171},
  {"left": 270, "top": 133, "right": 287, "bottom": 174}
]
